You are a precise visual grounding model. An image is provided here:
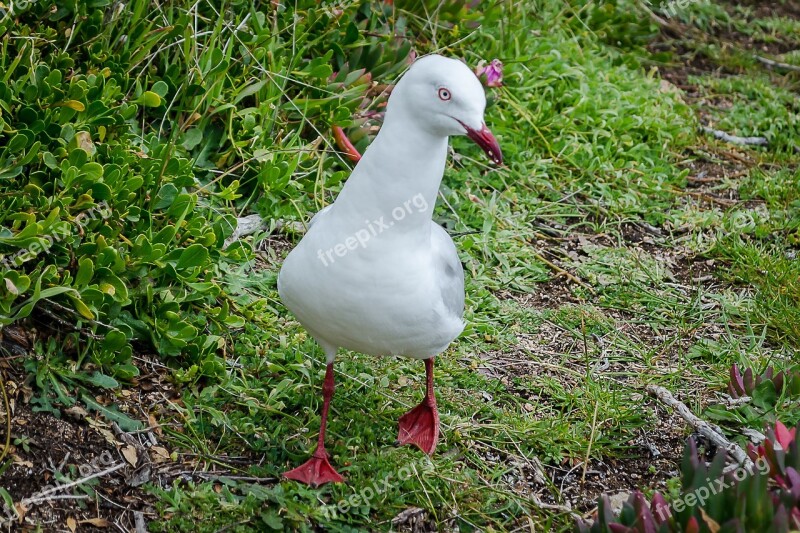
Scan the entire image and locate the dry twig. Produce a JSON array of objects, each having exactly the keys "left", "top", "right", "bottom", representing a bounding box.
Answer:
[
  {"left": 701, "top": 126, "right": 768, "bottom": 147},
  {"left": 21, "top": 463, "right": 126, "bottom": 506},
  {"left": 755, "top": 55, "right": 800, "bottom": 73},
  {"left": 646, "top": 384, "right": 753, "bottom": 470}
]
